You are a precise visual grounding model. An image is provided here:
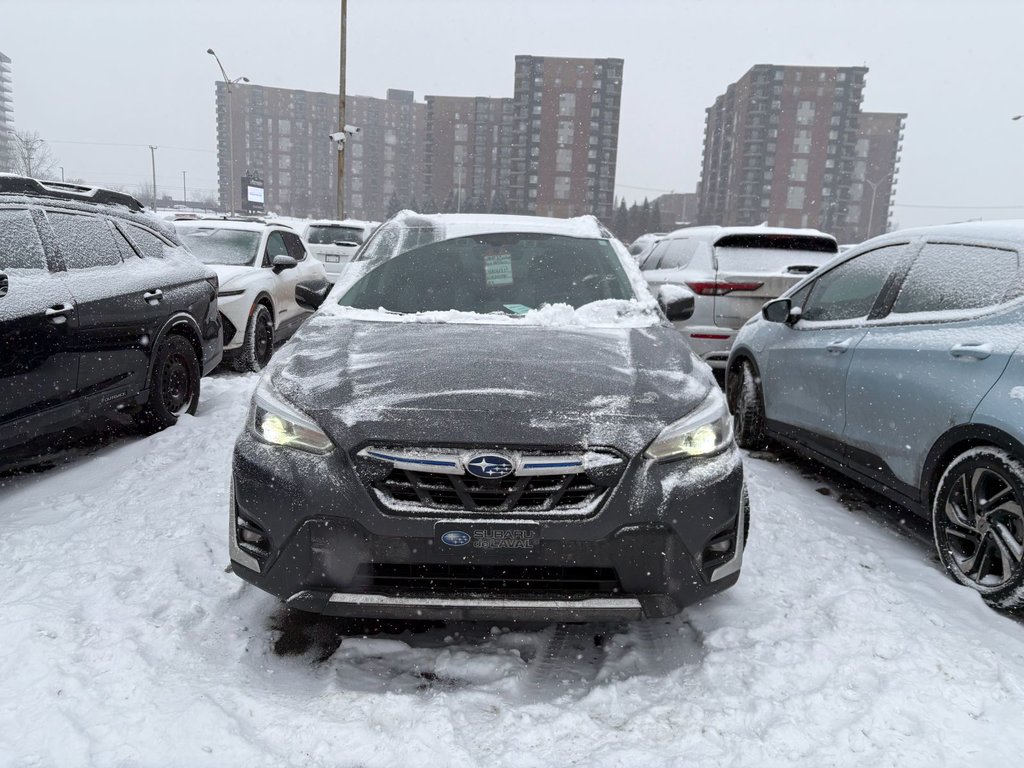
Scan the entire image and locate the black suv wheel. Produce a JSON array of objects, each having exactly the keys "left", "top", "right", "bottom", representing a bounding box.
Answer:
[
  {"left": 932, "top": 447, "right": 1024, "bottom": 609},
  {"left": 233, "top": 303, "right": 274, "bottom": 372},
  {"left": 134, "top": 335, "right": 200, "bottom": 433}
]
